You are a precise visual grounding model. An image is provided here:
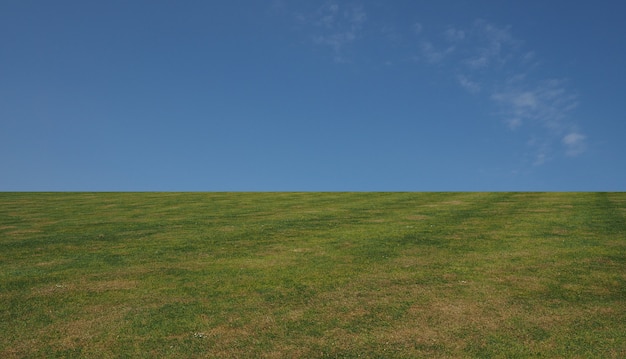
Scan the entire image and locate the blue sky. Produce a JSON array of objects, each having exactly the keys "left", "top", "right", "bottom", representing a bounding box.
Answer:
[{"left": 1, "top": 0, "right": 625, "bottom": 191}]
